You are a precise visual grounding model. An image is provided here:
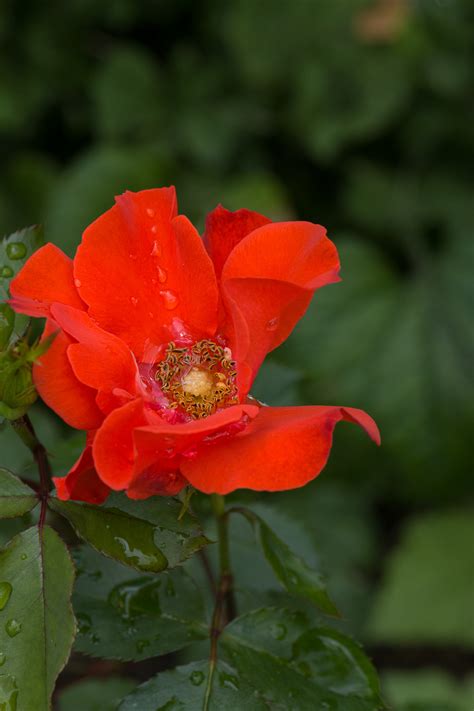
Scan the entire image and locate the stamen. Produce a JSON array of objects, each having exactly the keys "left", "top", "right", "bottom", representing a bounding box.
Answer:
[{"left": 155, "top": 339, "right": 238, "bottom": 419}]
